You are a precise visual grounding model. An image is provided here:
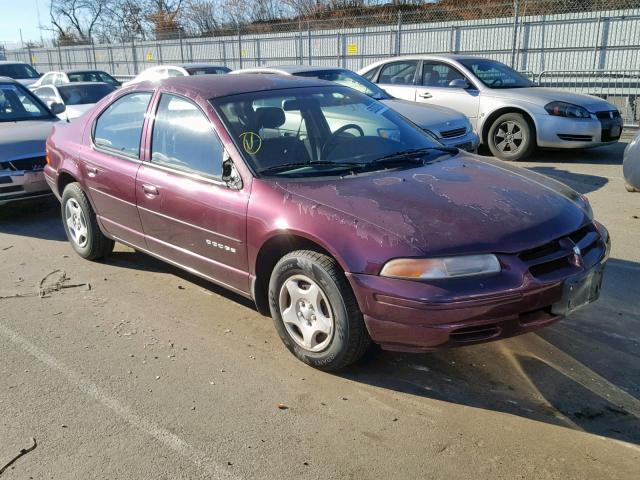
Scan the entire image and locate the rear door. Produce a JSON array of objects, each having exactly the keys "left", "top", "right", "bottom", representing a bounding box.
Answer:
[
  {"left": 135, "top": 93, "right": 250, "bottom": 294},
  {"left": 82, "top": 91, "right": 153, "bottom": 247},
  {"left": 415, "top": 61, "right": 481, "bottom": 128},
  {"left": 374, "top": 60, "right": 419, "bottom": 101}
]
